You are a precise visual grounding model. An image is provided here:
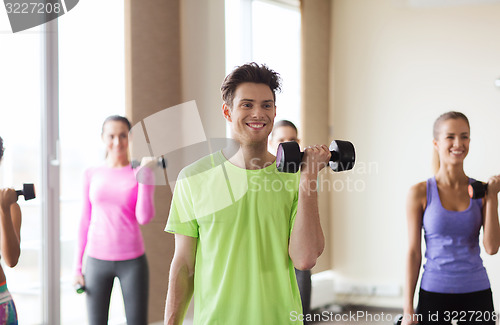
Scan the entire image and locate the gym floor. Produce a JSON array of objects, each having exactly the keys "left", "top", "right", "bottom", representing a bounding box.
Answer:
[
  {"left": 153, "top": 305, "right": 399, "bottom": 324},
  {"left": 309, "top": 305, "right": 401, "bottom": 324}
]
